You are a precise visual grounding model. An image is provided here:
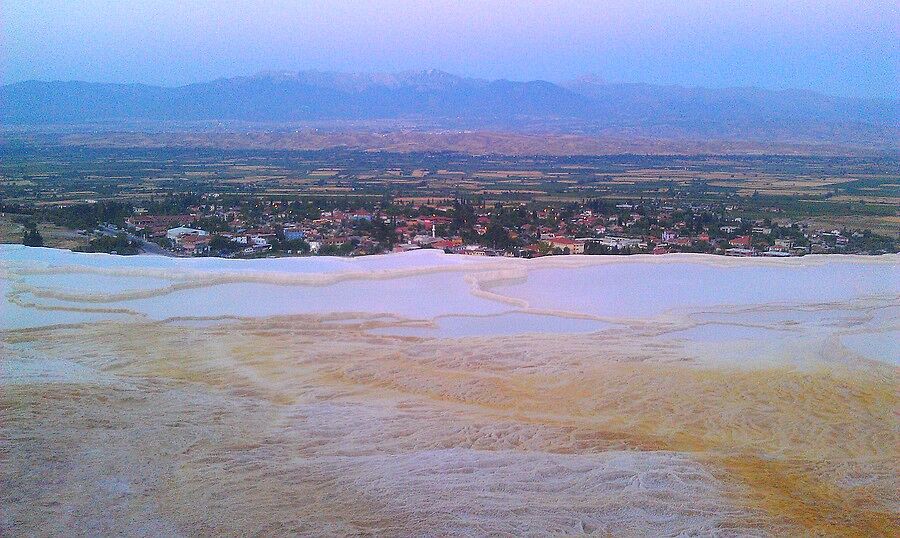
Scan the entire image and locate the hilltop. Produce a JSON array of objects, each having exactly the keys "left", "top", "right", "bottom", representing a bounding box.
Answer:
[{"left": 3, "top": 71, "right": 897, "bottom": 152}]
